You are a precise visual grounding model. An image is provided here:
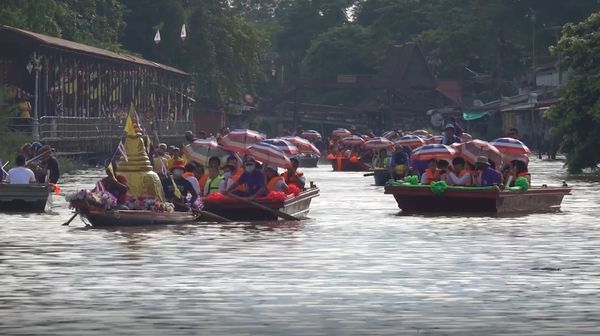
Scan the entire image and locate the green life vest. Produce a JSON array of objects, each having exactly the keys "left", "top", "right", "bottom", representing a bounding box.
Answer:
[{"left": 204, "top": 175, "right": 223, "bottom": 195}]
